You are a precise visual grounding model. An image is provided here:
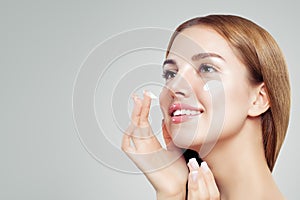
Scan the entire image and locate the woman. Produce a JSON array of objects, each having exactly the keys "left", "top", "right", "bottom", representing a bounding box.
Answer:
[{"left": 122, "top": 14, "right": 290, "bottom": 199}]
